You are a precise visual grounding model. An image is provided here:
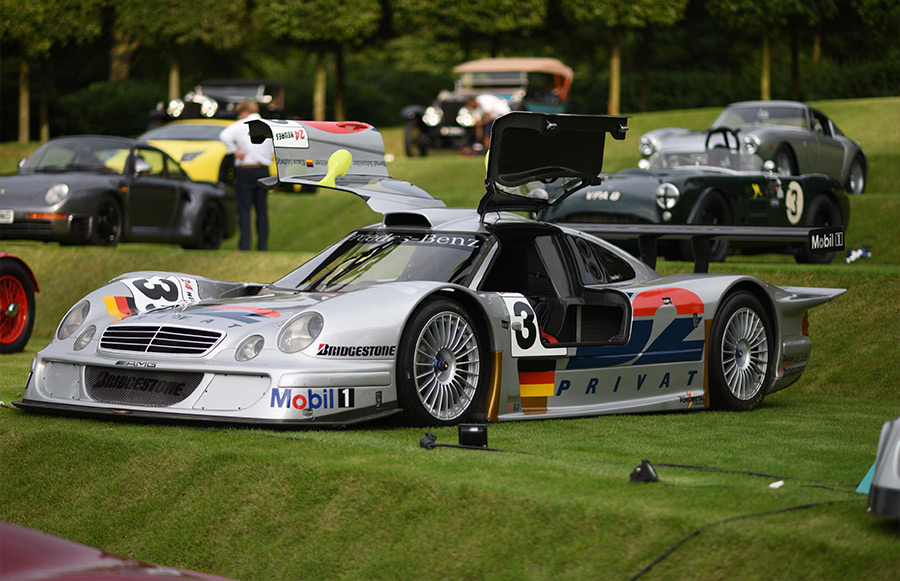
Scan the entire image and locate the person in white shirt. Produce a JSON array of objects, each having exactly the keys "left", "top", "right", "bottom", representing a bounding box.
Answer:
[
  {"left": 219, "top": 99, "right": 274, "bottom": 251},
  {"left": 467, "top": 94, "right": 511, "bottom": 151}
]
